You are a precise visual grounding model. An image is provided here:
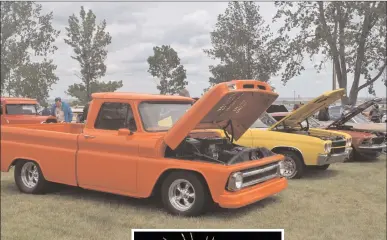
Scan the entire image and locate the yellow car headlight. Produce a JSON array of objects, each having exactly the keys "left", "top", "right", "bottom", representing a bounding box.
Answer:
[{"left": 324, "top": 142, "right": 332, "bottom": 153}]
